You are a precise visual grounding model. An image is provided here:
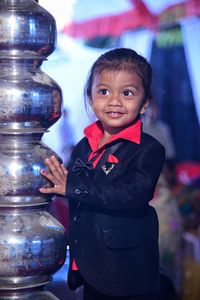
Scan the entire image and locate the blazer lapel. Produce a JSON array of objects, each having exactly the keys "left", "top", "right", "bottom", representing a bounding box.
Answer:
[{"left": 114, "top": 140, "right": 140, "bottom": 164}]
